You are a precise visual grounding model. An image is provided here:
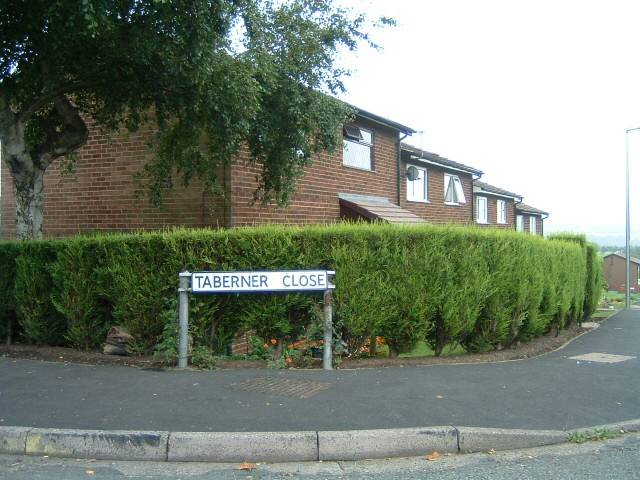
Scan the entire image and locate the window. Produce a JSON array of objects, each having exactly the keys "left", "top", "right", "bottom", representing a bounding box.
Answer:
[
  {"left": 475, "top": 196, "right": 488, "bottom": 223},
  {"left": 406, "top": 165, "right": 428, "bottom": 202},
  {"left": 497, "top": 200, "right": 507, "bottom": 224},
  {"left": 343, "top": 125, "right": 373, "bottom": 170},
  {"left": 444, "top": 173, "right": 466, "bottom": 205},
  {"left": 516, "top": 215, "right": 524, "bottom": 232},
  {"left": 529, "top": 216, "right": 537, "bottom": 234}
]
